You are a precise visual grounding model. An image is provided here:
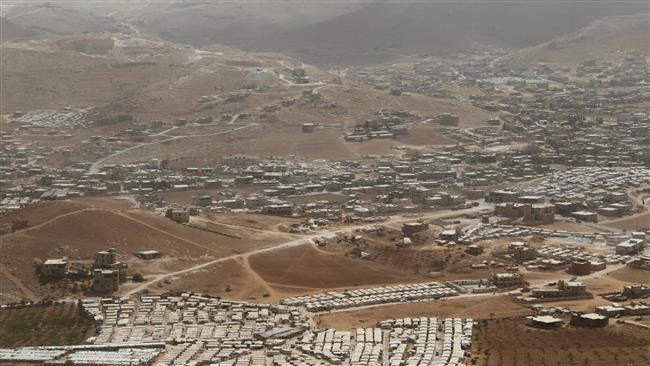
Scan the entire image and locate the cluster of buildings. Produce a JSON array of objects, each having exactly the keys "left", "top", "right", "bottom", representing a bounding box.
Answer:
[
  {"left": 382, "top": 317, "right": 473, "bottom": 366},
  {"left": 40, "top": 248, "right": 160, "bottom": 294},
  {"left": 280, "top": 283, "right": 459, "bottom": 312},
  {"left": 344, "top": 110, "right": 418, "bottom": 142},
  {"left": 0, "top": 292, "right": 478, "bottom": 366}
]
